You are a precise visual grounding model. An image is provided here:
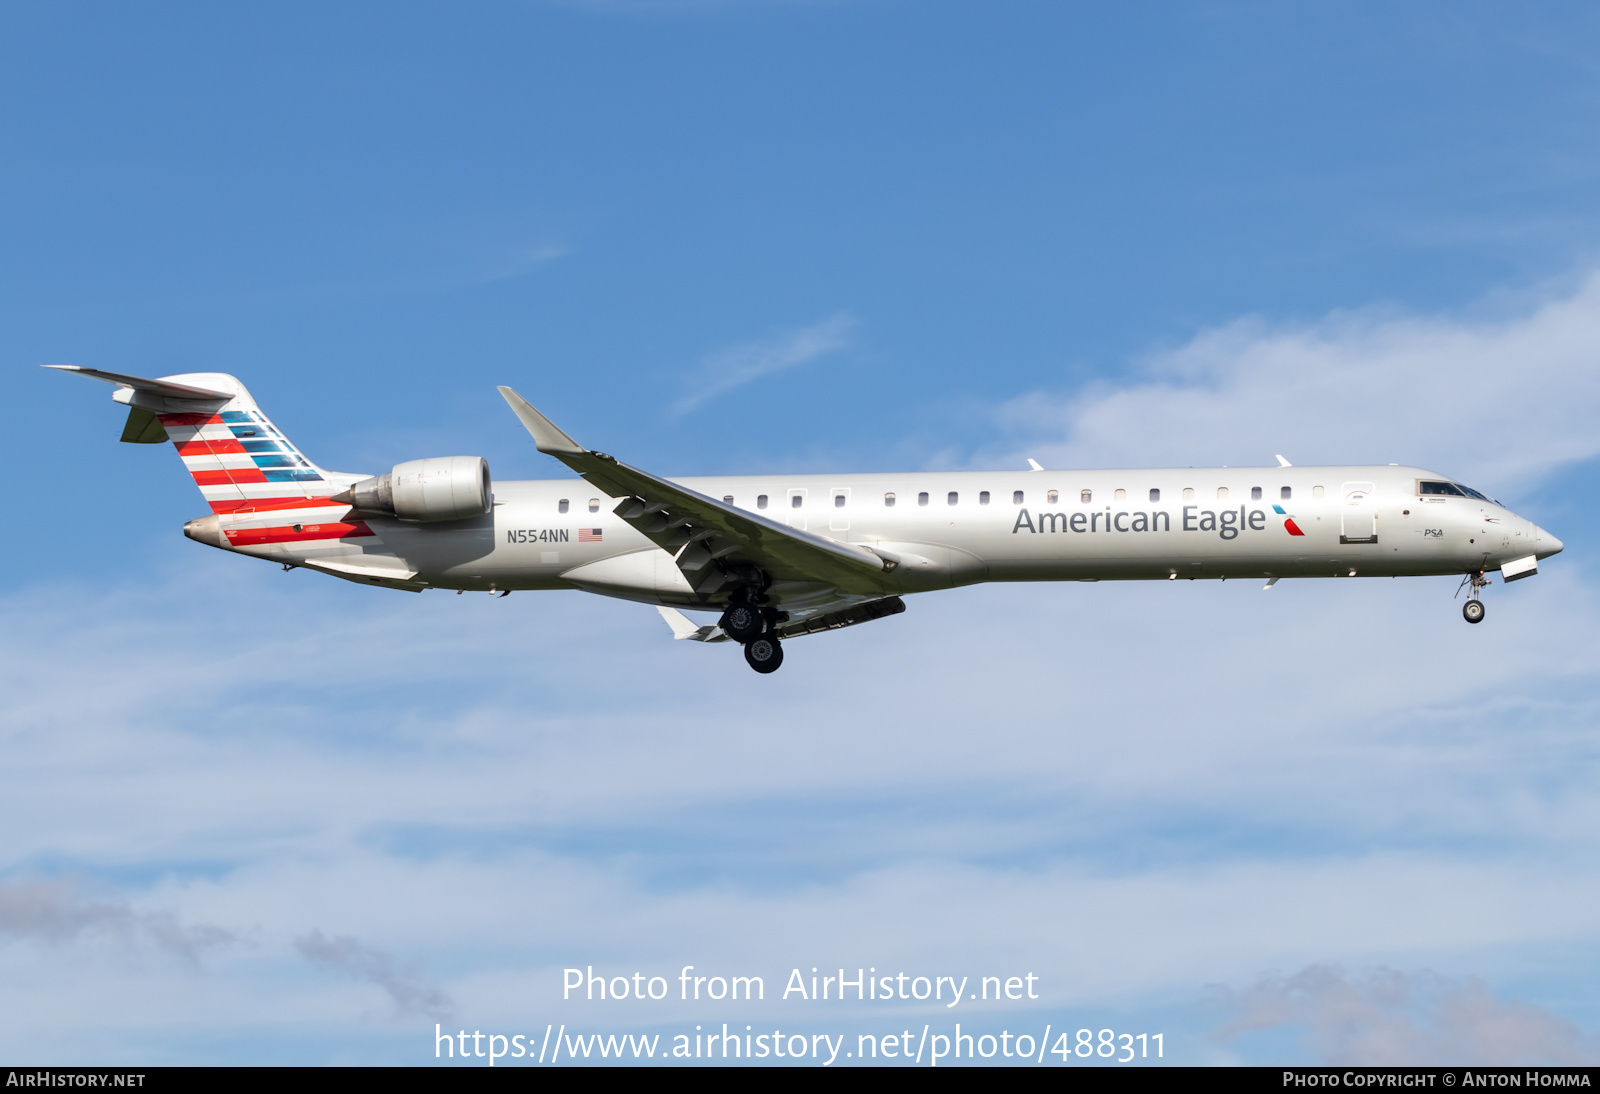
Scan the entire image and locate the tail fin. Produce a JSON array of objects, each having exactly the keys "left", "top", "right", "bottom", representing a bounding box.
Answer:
[{"left": 48, "top": 366, "right": 349, "bottom": 514}]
